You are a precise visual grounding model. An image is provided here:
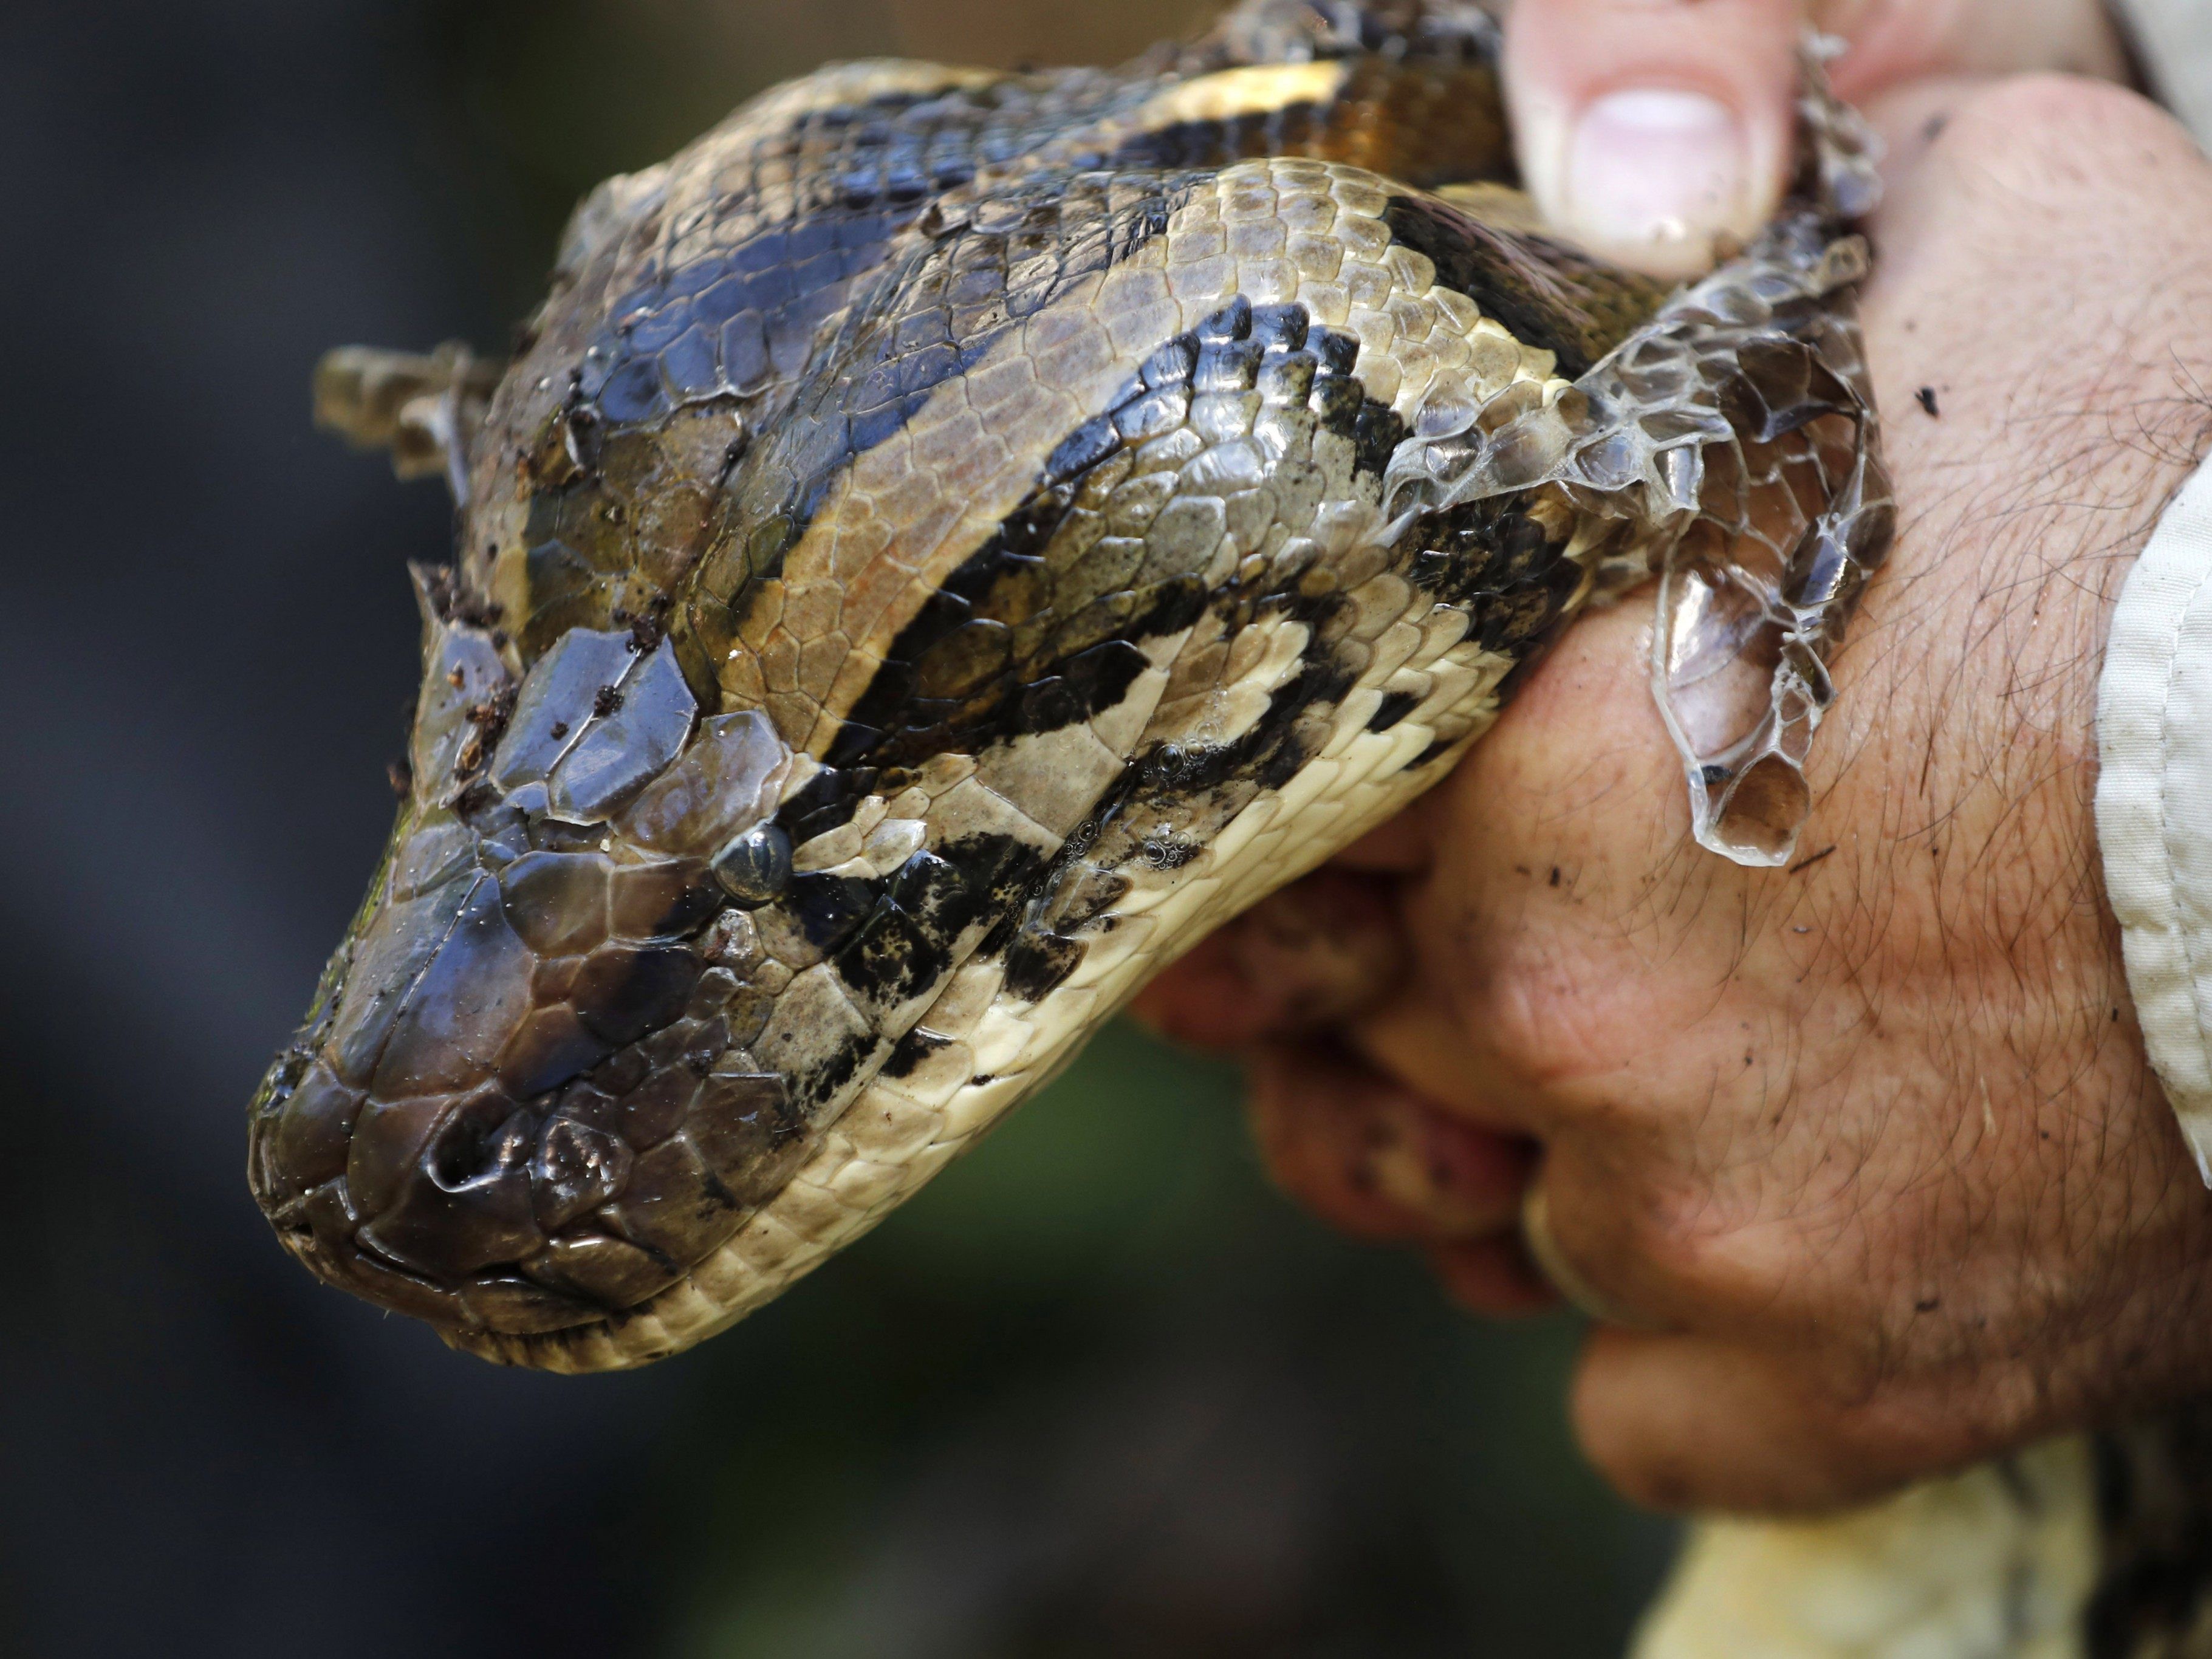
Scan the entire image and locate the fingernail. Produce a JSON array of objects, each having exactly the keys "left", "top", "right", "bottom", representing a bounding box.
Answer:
[{"left": 1565, "top": 89, "right": 1748, "bottom": 274}]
